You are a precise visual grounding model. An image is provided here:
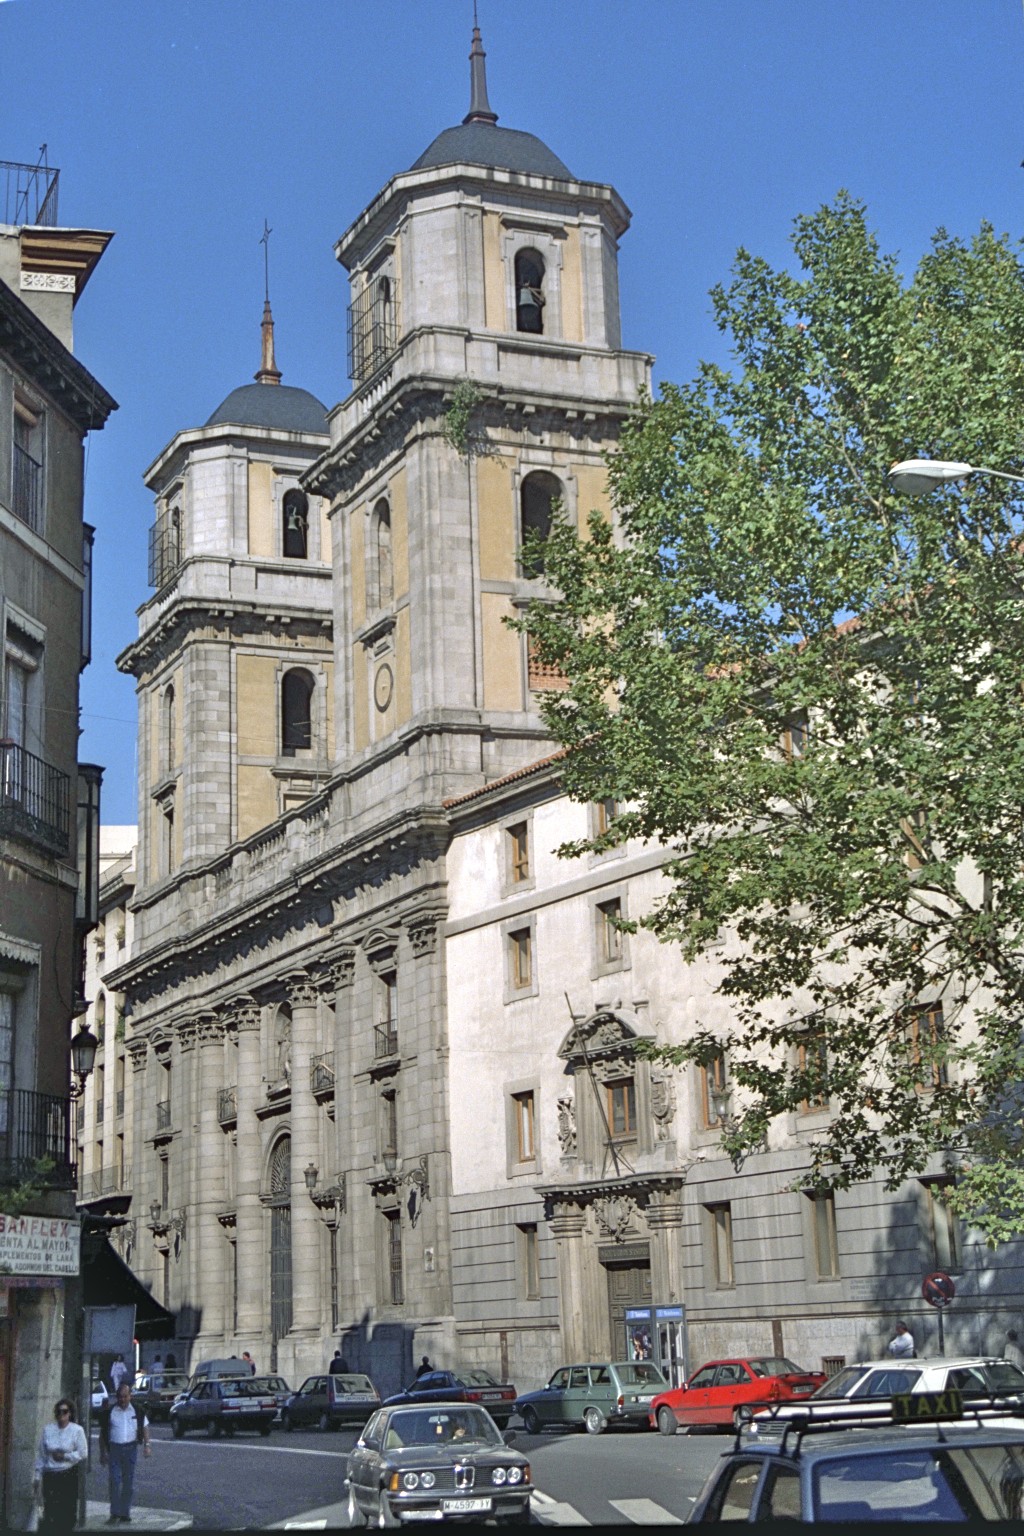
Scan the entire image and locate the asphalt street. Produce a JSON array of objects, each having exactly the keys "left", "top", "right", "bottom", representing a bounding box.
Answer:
[{"left": 84, "top": 1420, "right": 727, "bottom": 1527}]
